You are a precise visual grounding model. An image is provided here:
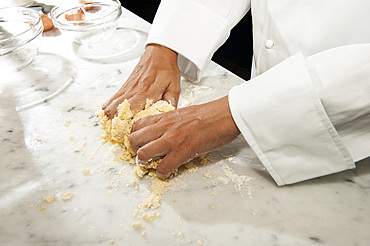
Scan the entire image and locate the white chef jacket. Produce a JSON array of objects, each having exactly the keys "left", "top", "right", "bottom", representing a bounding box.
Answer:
[{"left": 146, "top": 0, "right": 370, "bottom": 185}]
